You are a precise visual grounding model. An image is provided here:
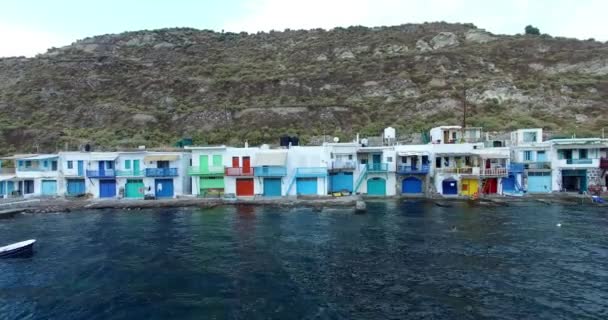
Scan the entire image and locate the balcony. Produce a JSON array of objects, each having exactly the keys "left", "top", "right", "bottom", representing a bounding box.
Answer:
[
  {"left": 225, "top": 167, "right": 254, "bottom": 176},
  {"left": 294, "top": 167, "right": 328, "bottom": 177},
  {"left": 254, "top": 166, "right": 287, "bottom": 177},
  {"left": 436, "top": 167, "right": 475, "bottom": 175},
  {"left": 86, "top": 169, "right": 116, "bottom": 178},
  {"left": 188, "top": 166, "right": 224, "bottom": 176},
  {"left": 508, "top": 163, "right": 524, "bottom": 174},
  {"left": 601, "top": 157, "right": 608, "bottom": 169},
  {"left": 17, "top": 167, "right": 55, "bottom": 172},
  {"left": 397, "top": 164, "right": 429, "bottom": 174},
  {"left": 480, "top": 167, "right": 508, "bottom": 177},
  {"left": 524, "top": 162, "right": 551, "bottom": 170},
  {"left": 329, "top": 160, "right": 357, "bottom": 171},
  {"left": 566, "top": 158, "right": 593, "bottom": 165},
  {"left": 367, "top": 163, "right": 389, "bottom": 172},
  {"left": 115, "top": 169, "right": 144, "bottom": 177},
  {"left": 145, "top": 168, "right": 178, "bottom": 177}
]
